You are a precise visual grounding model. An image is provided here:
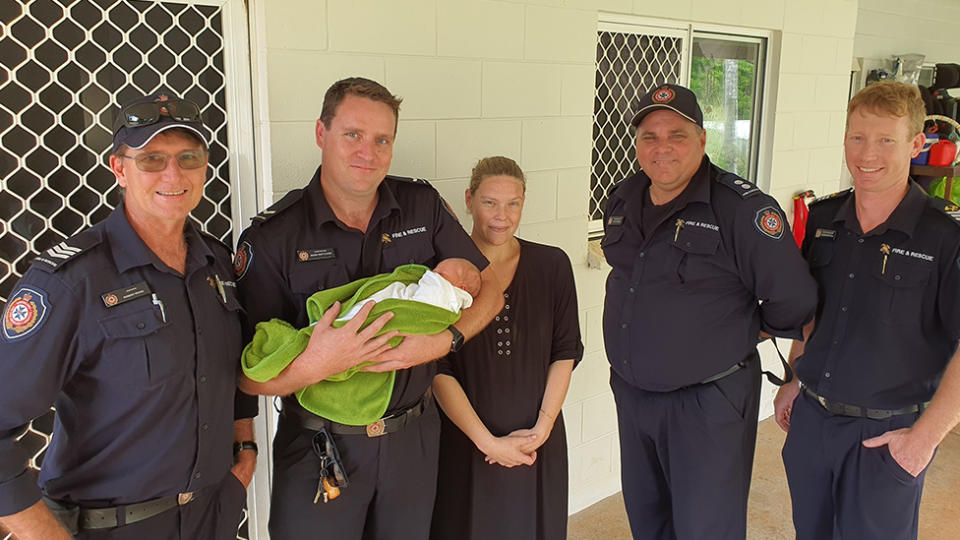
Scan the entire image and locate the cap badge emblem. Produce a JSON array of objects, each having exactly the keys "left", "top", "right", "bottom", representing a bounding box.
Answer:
[{"left": 652, "top": 87, "right": 675, "bottom": 103}]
